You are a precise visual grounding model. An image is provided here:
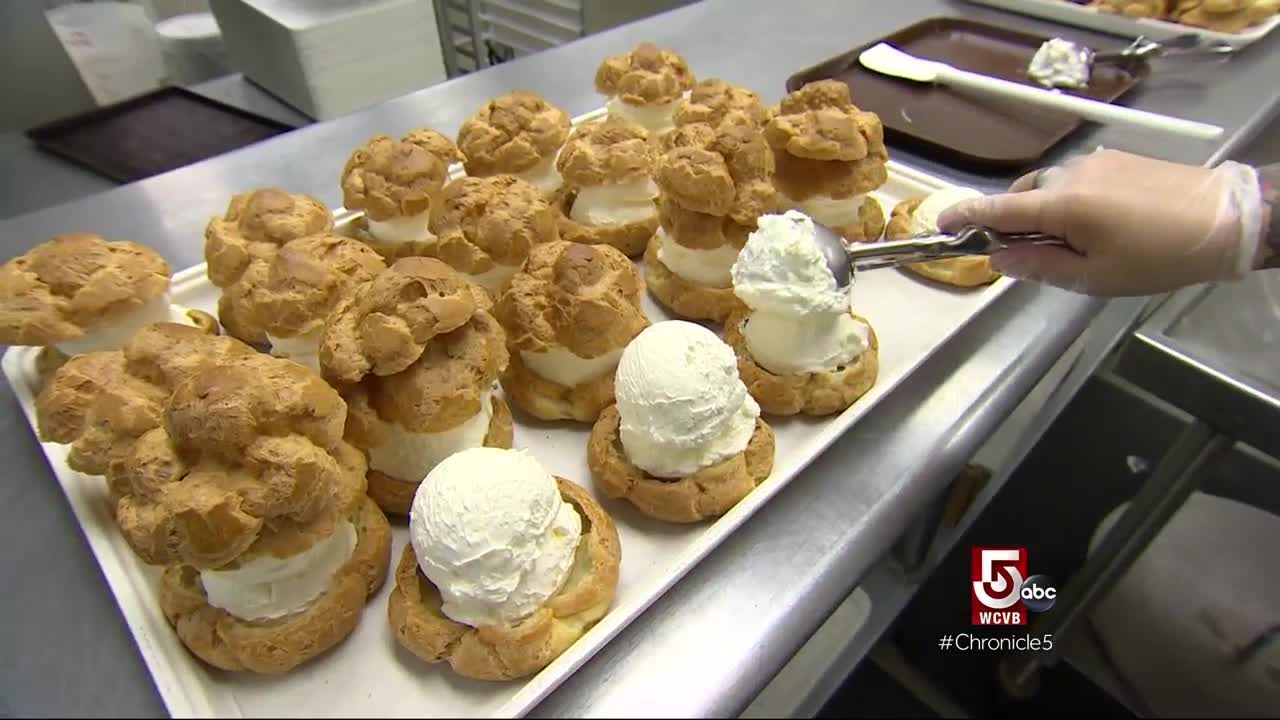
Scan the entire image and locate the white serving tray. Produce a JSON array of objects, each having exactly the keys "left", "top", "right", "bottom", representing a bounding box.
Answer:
[
  {"left": 2, "top": 108, "right": 1013, "bottom": 718},
  {"left": 963, "top": 0, "right": 1280, "bottom": 48}
]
